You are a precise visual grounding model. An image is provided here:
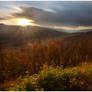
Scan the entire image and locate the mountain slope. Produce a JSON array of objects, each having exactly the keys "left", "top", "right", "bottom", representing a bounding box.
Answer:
[
  {"left": 0, "top": 24, "right": 67, "bottom": 47},
  {"left": 0, "top": 24, "right": 92, "bottom": 47}
]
